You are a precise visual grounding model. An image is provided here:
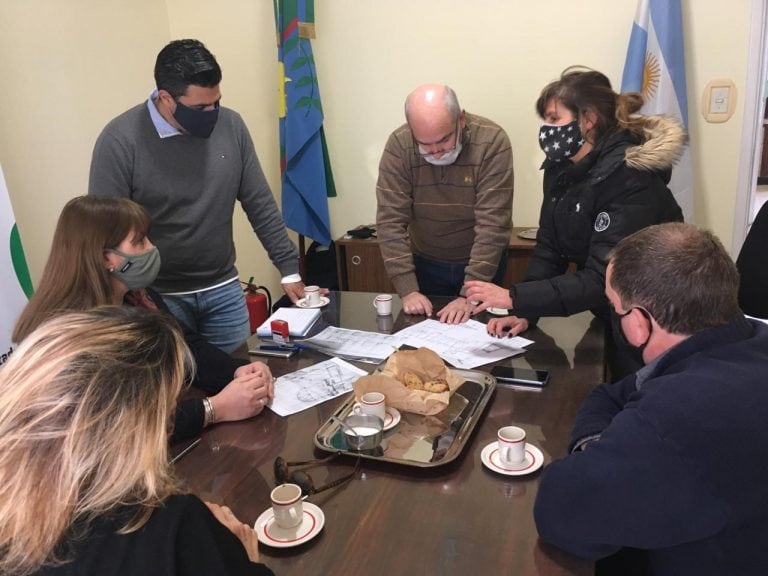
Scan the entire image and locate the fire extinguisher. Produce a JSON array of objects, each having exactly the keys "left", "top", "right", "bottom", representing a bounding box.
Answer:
[{"left": 243, "top": 277, "right": 272, "bottom": 335}]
